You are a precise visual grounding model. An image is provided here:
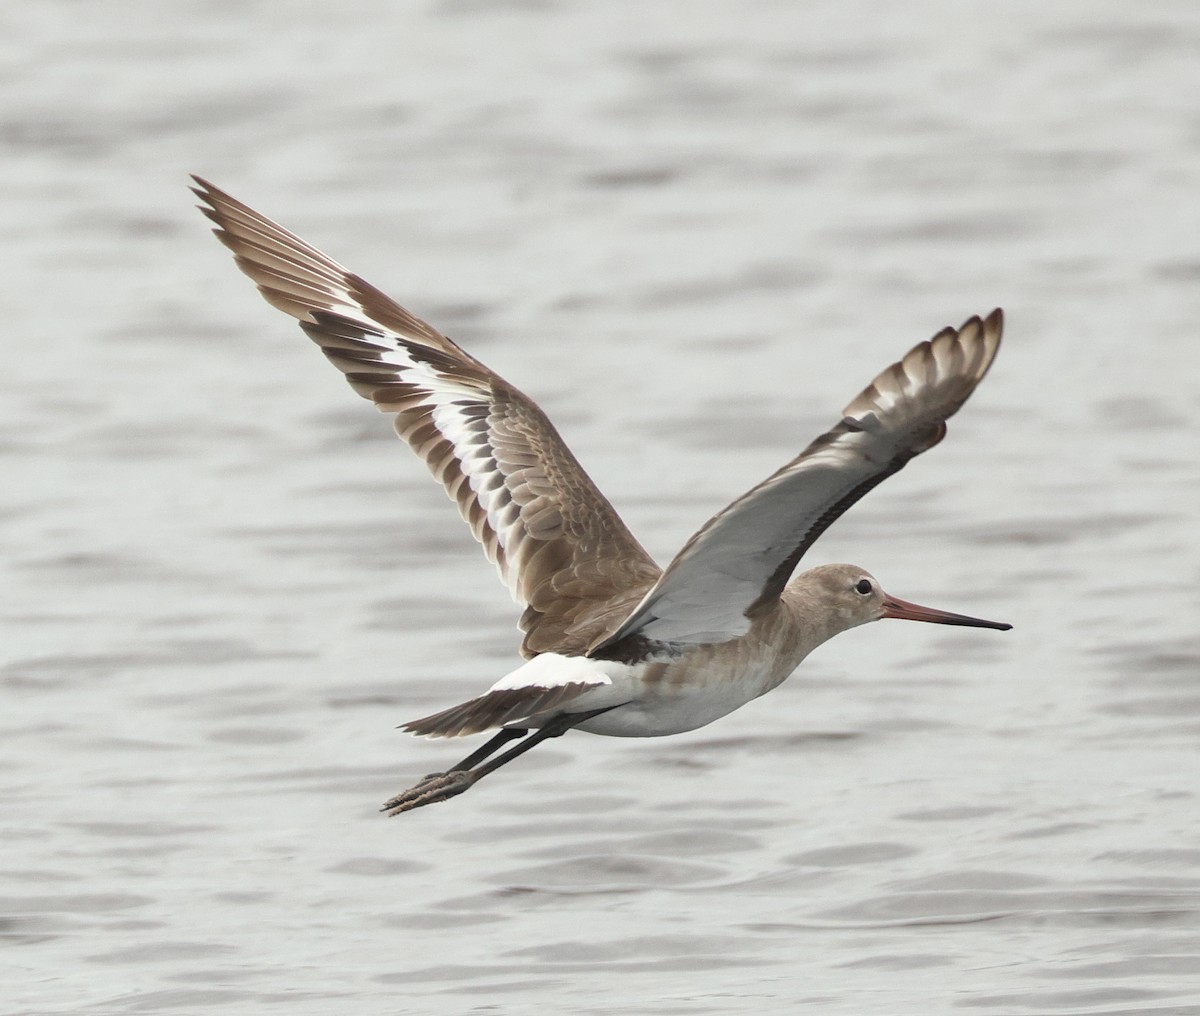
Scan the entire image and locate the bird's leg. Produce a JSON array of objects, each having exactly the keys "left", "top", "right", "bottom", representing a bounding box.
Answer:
[
  {"left": 381, "top": 706, "right": 619, "bottom": 816},
  {"left": 448, "top": 726, "right": 530, "bottom": 773},
  {"left": 380, "top": 727, "right": 526, "bottom": 814}
]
